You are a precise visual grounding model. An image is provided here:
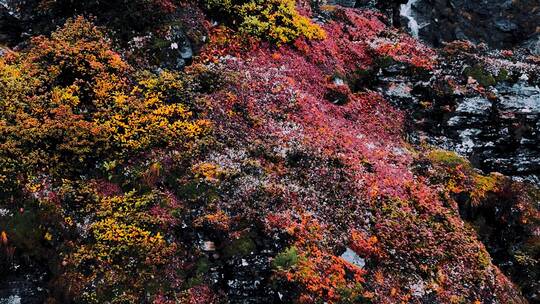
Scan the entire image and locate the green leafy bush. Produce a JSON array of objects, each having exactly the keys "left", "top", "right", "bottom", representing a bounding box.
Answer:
[{"left": 272, "top": 246, "right": 300, "bottom": 270}]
